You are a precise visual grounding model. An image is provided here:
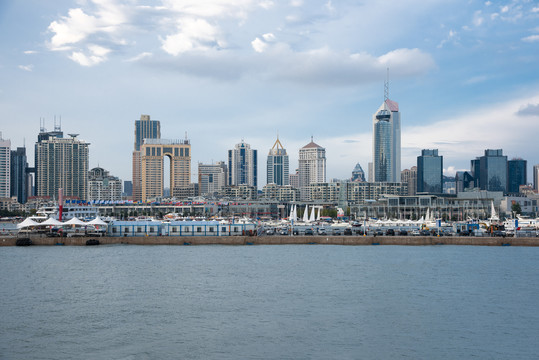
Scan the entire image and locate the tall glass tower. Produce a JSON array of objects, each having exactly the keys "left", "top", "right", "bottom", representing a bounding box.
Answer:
[
  {"left": 507, "top": 158, "right": 527, "bottom": 194},
  {"left": 417, "top": 149, "right": 443, "bottom": 194},
  {"left": 372, "top": 99, "right": 401, "bottom": 182},
  {"left": 228, "top": 140, "right": 257, "bottom": 188},
  {"left": 267, "top": 138, "right": 289, "bottom": 186}
]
